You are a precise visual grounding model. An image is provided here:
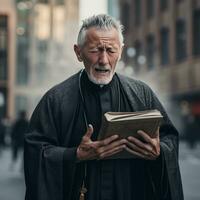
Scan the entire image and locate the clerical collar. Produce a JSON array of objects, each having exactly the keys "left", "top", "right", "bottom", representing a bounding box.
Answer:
[{"left": 81, "top": 69, "right": 116, "bottom": 91}]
